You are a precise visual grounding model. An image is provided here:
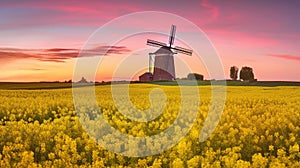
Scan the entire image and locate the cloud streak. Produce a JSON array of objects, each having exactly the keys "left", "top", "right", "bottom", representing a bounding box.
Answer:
[
  {"left": 0, "top": 46, "right": 131, "bottom": 63},
  {"left": 200, "top": 0, "right": 219, "bottom": 20},
  {"left": 266, "top": 54, "right": 300, "bottom": 61}
]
